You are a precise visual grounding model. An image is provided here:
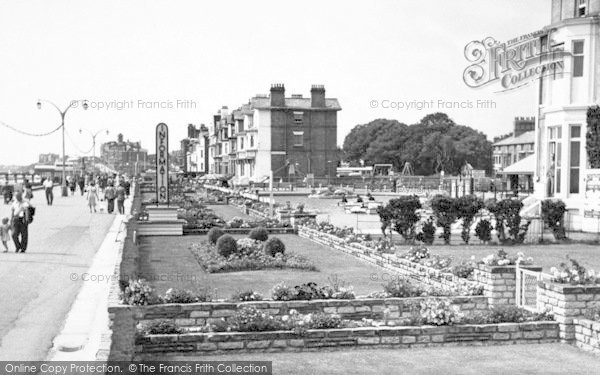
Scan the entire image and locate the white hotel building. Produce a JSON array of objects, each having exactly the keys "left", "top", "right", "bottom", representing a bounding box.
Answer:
[{"left": 533, "top": 0, "right": 600, "bottom": 231}]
